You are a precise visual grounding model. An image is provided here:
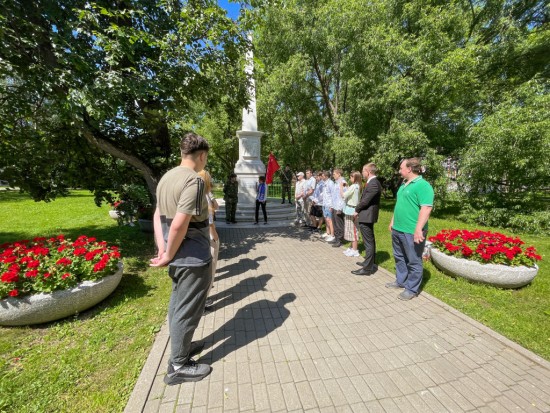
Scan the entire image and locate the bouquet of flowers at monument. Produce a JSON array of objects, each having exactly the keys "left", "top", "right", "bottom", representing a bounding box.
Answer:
[
  {"left": 0, "top": 235, "right": 121, "bottom": 300},
  {"left": 428, "top": 229, "right": 541, "bottom": 267}
]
